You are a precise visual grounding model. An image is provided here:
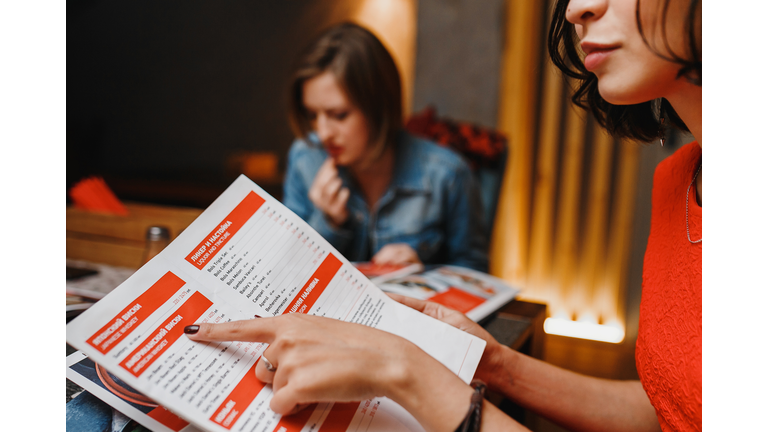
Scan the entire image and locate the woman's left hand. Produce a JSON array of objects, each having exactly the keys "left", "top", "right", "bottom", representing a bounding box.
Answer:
[
  {"left": 371, "top": 243, "right": 422, "bottom": 266},
  {"left": 387, "top": 293, "right": 511, "bottom": 393},
  {"left": 184, "top": 313, "right": 453, "bottom": 416}
]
